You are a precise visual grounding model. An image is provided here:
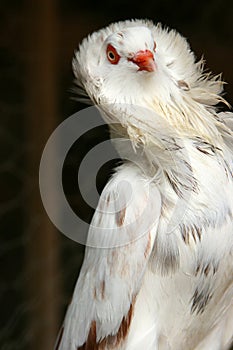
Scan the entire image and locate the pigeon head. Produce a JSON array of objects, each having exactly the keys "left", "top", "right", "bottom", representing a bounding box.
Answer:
[
  {"left": 73, "top": 20, "right": 193, "bottom": 106},
  {"left": 73, "top": 20, "right": 226, "bottom": 140}
]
